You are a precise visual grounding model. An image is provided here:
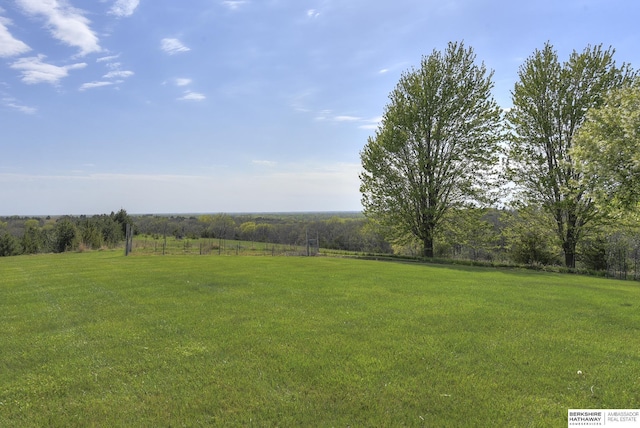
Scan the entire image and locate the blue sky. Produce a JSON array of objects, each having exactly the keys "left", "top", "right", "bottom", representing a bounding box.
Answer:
[{"left": 1, "top": 0, "right": 638, "bottom": 215}]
